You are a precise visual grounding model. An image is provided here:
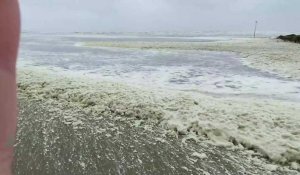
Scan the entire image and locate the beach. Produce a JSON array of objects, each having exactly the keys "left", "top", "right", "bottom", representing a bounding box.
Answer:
[
  {"left": 15, "top": 84, "right": 280, "bottom": 175},
  {"left": 15, "top": 33, "right": 300, "bottom": 174}
]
